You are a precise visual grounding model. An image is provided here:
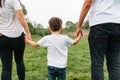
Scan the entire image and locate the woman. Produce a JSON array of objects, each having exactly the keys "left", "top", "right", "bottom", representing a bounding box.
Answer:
[
  {"left": 0, "top": 0, "right": 31, "bottom": 80},
  {"left": 76, "top": 0, "right": 120, "bottom": 80}
]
